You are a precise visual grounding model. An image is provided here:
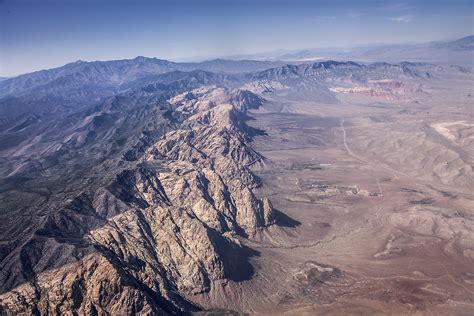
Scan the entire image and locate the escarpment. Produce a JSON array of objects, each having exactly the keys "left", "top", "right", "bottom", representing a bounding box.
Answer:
[{"left": 0, "top": 86, "right": 275, "bottom": 314}]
